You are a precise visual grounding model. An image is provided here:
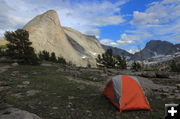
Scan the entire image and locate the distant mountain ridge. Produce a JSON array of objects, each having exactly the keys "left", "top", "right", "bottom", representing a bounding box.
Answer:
[
  {"left": 0, "top": 10, "right": 179, "bottom": 64},
  {"left": 133, "top": 40, "right": 180, "bottom": 60},
  {"left": 102, "top": 40, "right": 180, "bottom": 61},
  {"left": 101, "top": 45, "right": 133, "bottom": 59}
]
